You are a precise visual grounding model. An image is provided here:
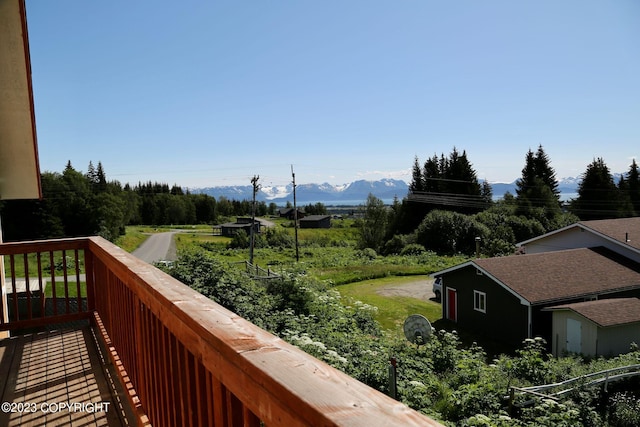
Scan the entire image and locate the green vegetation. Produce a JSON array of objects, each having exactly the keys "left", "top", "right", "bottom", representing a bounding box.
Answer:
[
  {"left": 45, "top": 280, "right": 86, "bottom": 298},
  {"left": 3, "top": 146, "right": 640, "bottom": 425},
  {"left": 3, "top": 250, "right": 85, "bottom": 278},
  {"left": 147, "top": 209, "right": 640, "bottom": 425},
  {"left": 114, "top": 228, "right": 148, "bottom": 252},
  {"left": 336, "top": 276, "right": 441, "bottom": 331},
  {"left": 159, "top": 246, "right": 640, "bottom": 426}
]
